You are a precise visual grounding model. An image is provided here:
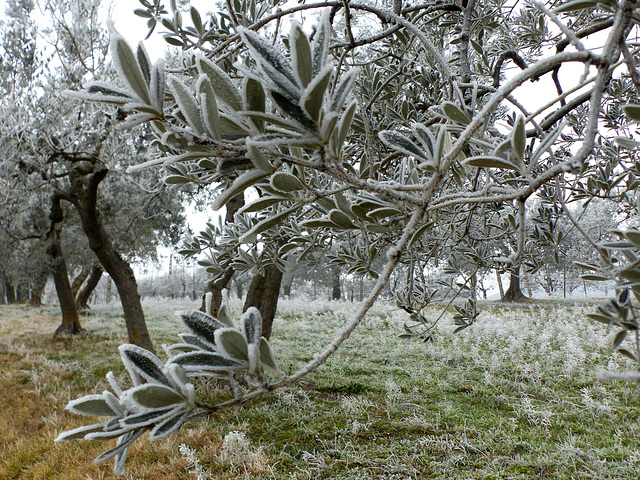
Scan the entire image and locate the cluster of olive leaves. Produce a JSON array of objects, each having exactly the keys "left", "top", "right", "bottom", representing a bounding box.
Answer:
[{"left": 55, "top": 303, "right": 280, "bottom": 475}]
